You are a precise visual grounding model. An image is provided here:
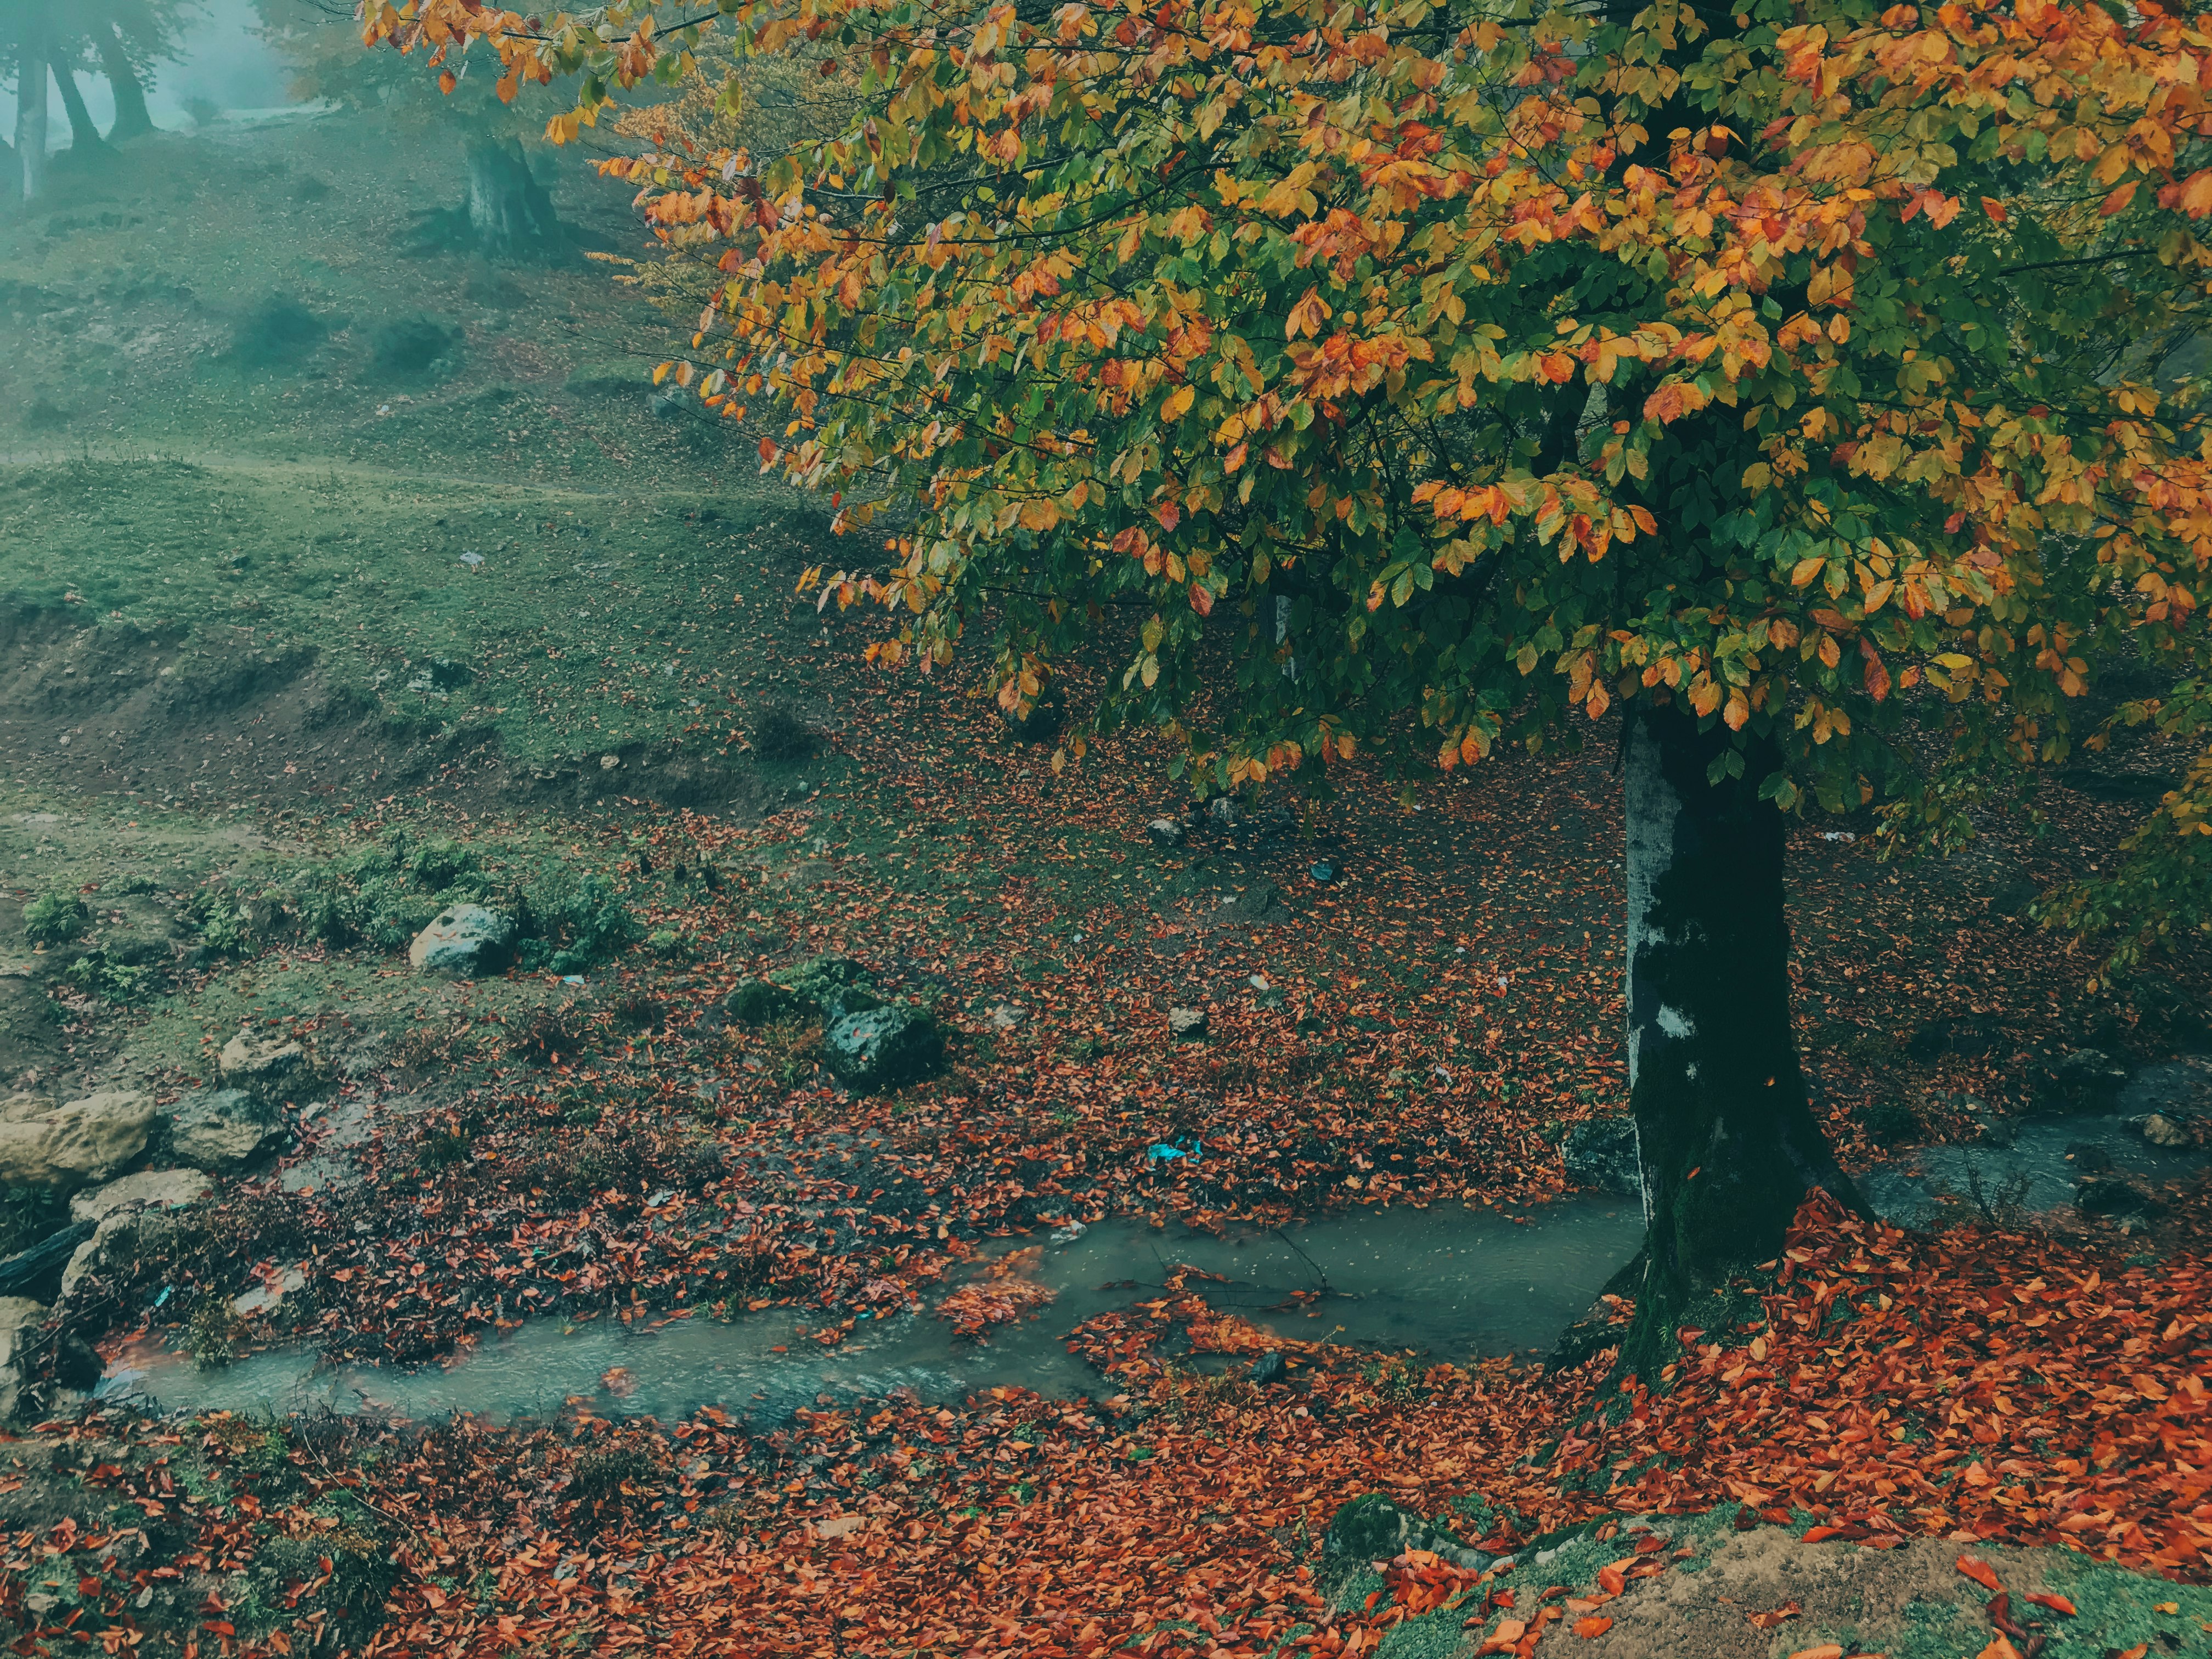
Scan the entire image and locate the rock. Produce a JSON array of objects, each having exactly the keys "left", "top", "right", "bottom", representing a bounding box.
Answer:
[
  {"left": 822, "top": 1004, "right": 944, "bottom": 1091},
  {"left": 0, "top": 1298, "right": 48, "bottom": 1421},
  {"left": 2055, "top": 1048, "right": 2130, "bottom": 1098},
  {"left": 990, "top": 1004, "right": 1025, "bottom": 1031},
  {"left": 2076, "top": 1178, "right": 2164, "bottom": 1221},
  {"left": 61, "top": 1200, "right": 191, "bottom": 1304},
  {"left": 0, "top": 1091, "right": 155, "bottom": 1190},
  {"left": 1169, "top": 1006, "right": 1208, "bottom": 1041},
  {"left": 218, "top": 1031, "right": 305, "bottom": 1094},
  {"left": 168, "top": 1088, "right": 280, "bottom": 1171},
  {"left": 1321, "top": 1494, "right": 1489, "bottom": 1572},
  {"left": 0, "top": 1223, "right": 93, "bottom": 1301},
  {"left": 1562, "top": 1116, "right": 1644, "bottom": 1198},
  {"left": 407, "top": 904, "right": 516, "bottom": 978},
  {"left": 724, "top": 980, "right": 810, "bottom": 1026},
  {"left": 2064, "top": 1142, "right": 2114, "bottom": 1176},
  {"left": 1206, "top": 797, "right": 1237, "bottom": 827},
  {"left": 1249, "top": 1351, "right": 1286, "bottom": 1386},
  {"left": 1147, "top": 818, "right": 1186, "bottom": 847},
  {"left": 2138, "top": 1113, "right": 2196, "bottom": 1149},
  {"left": 69, "top": 1169, "right": 212, "bottom": 1225},
  {"left": 1049, "top": 1220, "right": 1088, "bottom": 1245}
]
